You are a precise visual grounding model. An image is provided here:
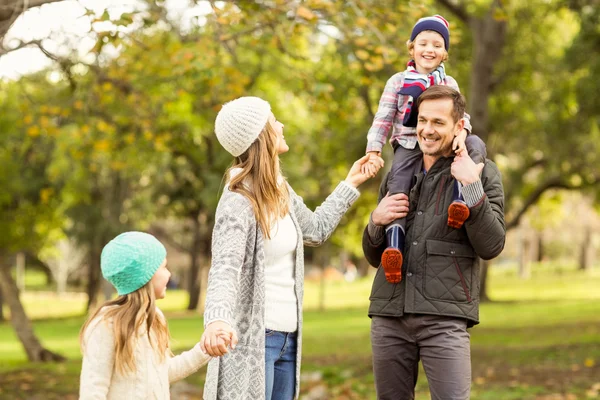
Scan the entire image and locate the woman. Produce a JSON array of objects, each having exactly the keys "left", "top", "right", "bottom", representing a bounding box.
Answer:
[{"left": 201, "top": 96, "right": 383, "bottom": 400}]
